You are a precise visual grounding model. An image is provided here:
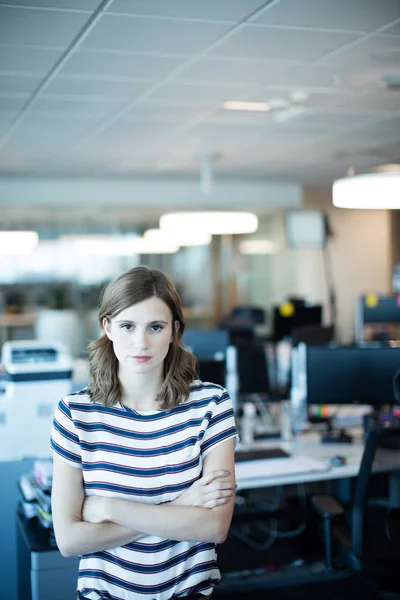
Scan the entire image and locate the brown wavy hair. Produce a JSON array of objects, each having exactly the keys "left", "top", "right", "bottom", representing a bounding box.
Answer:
[{"left": 87, "top": 266, "right": 198, "bottom": 410}]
